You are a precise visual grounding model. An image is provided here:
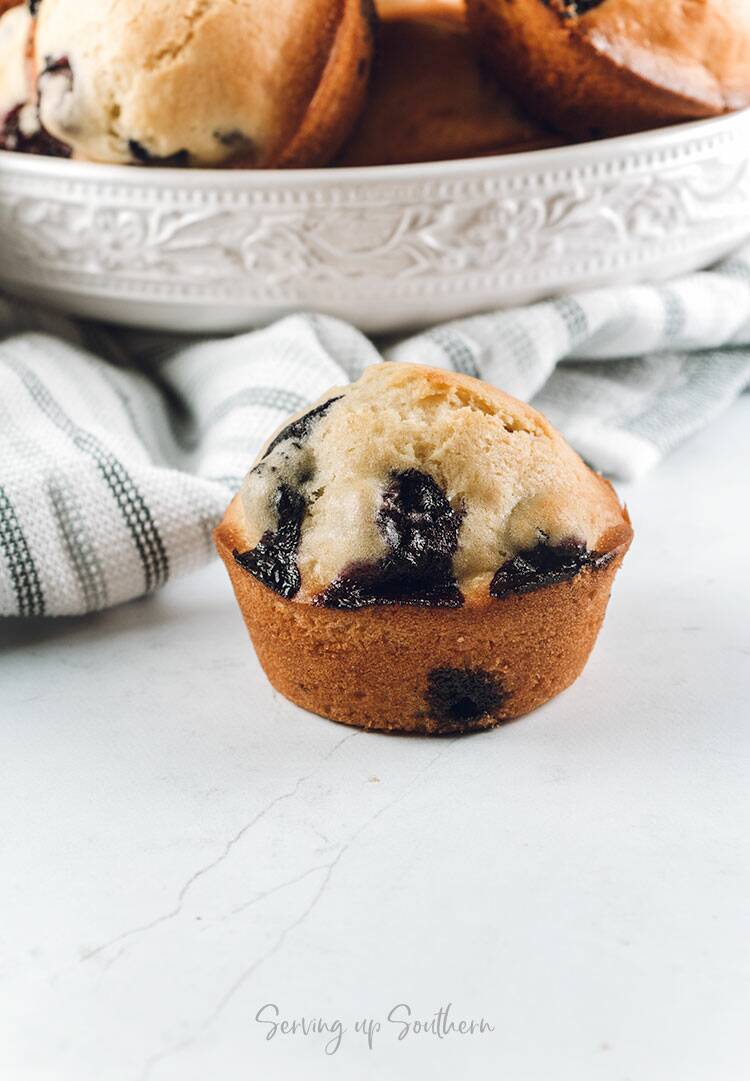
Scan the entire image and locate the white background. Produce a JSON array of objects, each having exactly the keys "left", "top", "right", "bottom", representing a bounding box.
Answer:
[{"left": 1, "top": 397, "right": 748, "bottom": 1081}]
